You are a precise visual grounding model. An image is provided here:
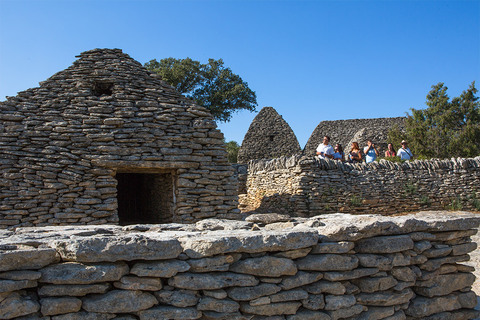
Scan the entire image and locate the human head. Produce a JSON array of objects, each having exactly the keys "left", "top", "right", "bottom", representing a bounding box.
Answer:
[
  {"left": 351, "top": 142, "right": 359, "bottom": 150},
  {"left": 388, "top": 143, "right": 394, "bottom": 151},
  {"left": 335, "top": 143, "right": 343, "bottom": 153},
  {"left": 323, "top": 136, "right": 330, "bottom": 145},
  {"left": 401, "top": 140, "right": 407, "bottom": 147}
]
